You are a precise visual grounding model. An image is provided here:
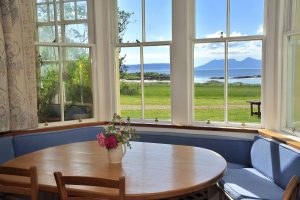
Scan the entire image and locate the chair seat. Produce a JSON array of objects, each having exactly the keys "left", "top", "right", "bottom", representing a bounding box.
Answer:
[{"left": 218, "top": 168, "right": 284, "bottom": 200}]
